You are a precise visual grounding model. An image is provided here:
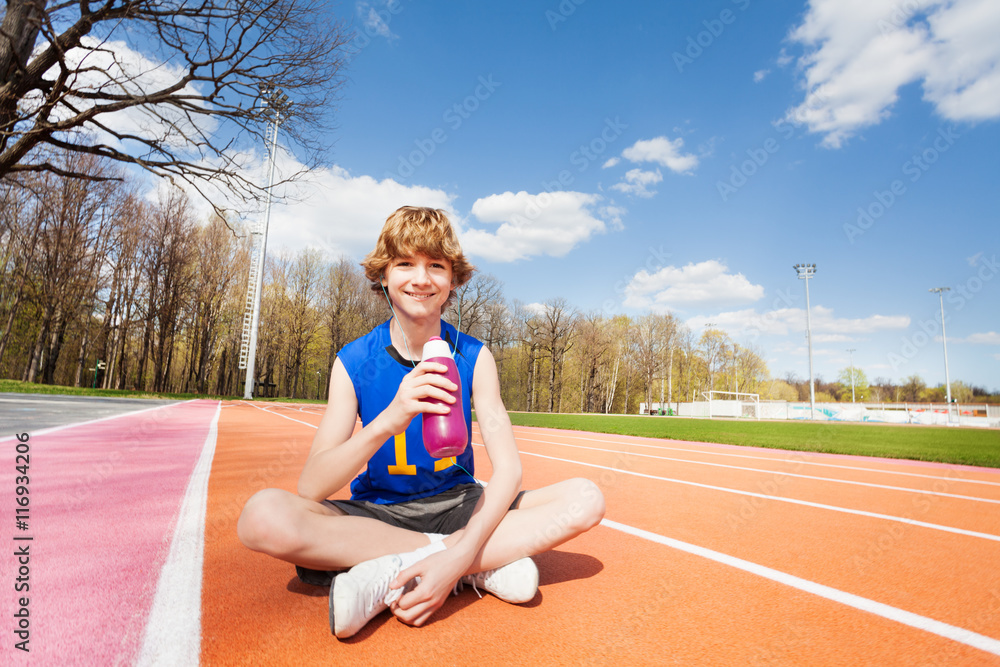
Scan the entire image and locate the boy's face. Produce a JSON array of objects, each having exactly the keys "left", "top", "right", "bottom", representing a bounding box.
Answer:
[{"left": 383, "top": 252, "right": 453, "bottom": 318}]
